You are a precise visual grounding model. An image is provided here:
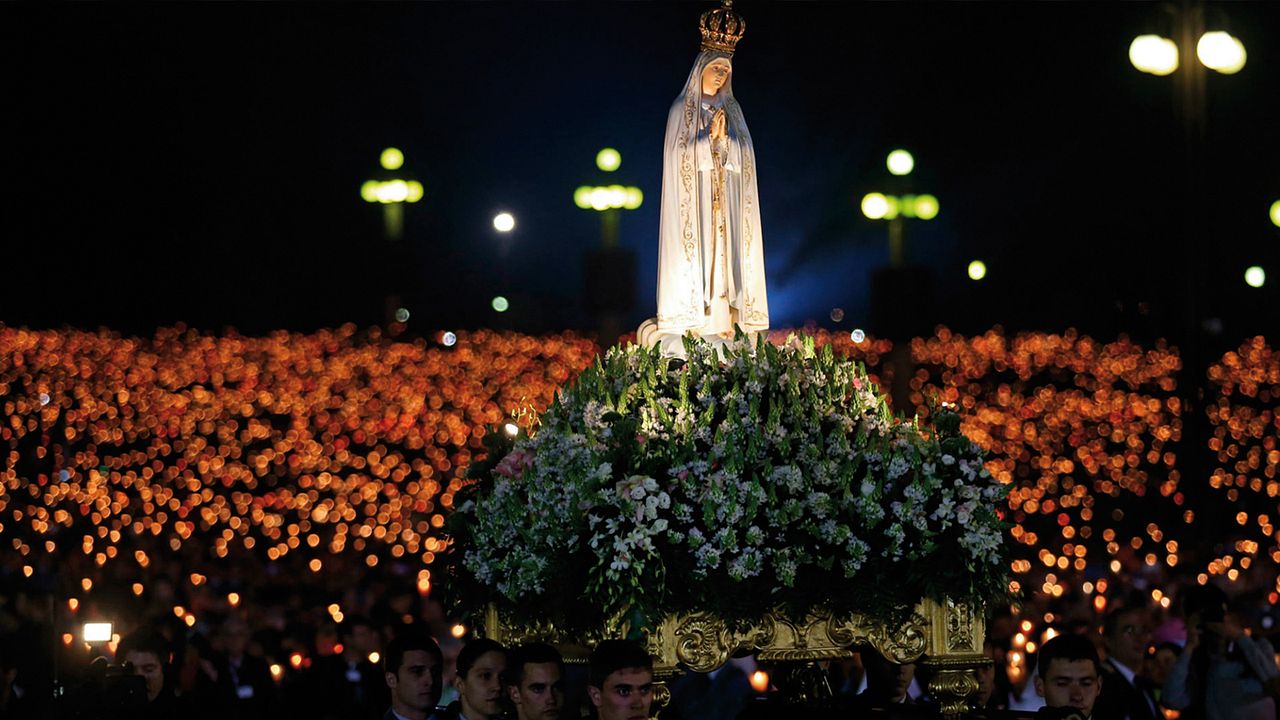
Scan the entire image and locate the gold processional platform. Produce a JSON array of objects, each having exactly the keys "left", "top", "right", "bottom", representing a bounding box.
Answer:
[{"left": 484, "top": 596, "right": 990, "bottom": 718}]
